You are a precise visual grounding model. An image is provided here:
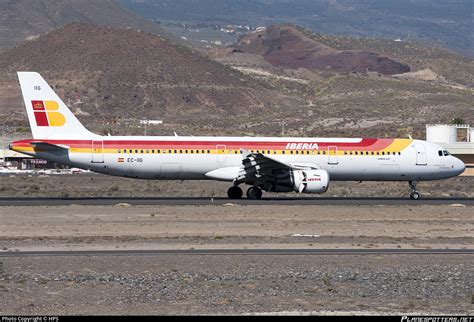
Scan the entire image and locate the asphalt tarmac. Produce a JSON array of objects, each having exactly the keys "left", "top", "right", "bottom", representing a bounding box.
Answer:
[
  {"left": 1, "top": 248, "right": 473, "bottom": 257},
  {"left": 0, "top": 196, "right": 472, "bottom": 206}
]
